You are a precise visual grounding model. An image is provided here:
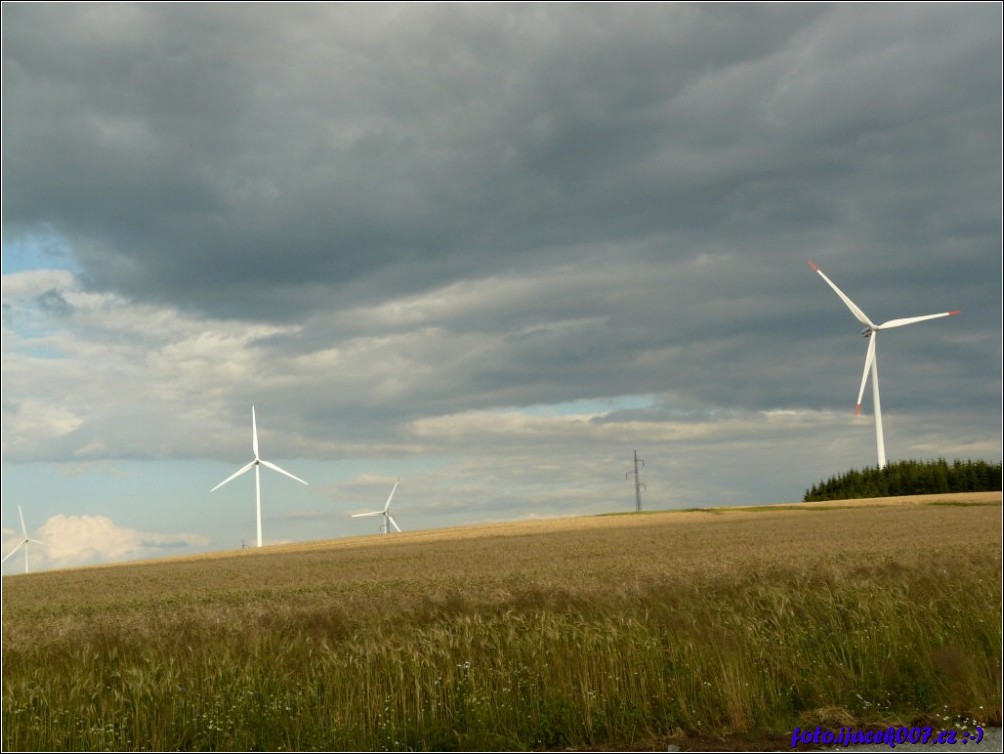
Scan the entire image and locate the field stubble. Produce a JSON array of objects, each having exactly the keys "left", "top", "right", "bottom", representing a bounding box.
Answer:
[{"left": 2, "top": 493, "right": 1001, "bottom": 751}]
